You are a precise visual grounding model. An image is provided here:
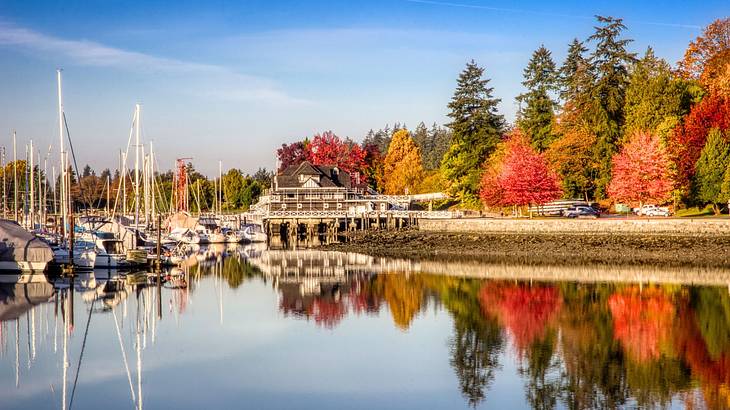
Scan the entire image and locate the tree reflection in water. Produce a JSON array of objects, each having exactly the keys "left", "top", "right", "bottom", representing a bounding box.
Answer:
[{"left": 189, "top": 251, "right": 730, "bottom": 409}]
